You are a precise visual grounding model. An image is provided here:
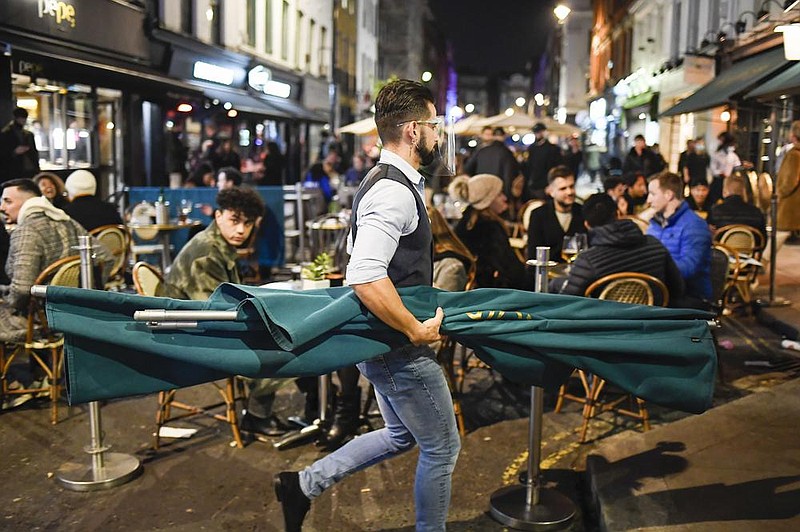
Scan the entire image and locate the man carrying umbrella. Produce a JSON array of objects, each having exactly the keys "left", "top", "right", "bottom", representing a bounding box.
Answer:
[{"left": 274, "top": 79, "right": 459, "bottom": 532}]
